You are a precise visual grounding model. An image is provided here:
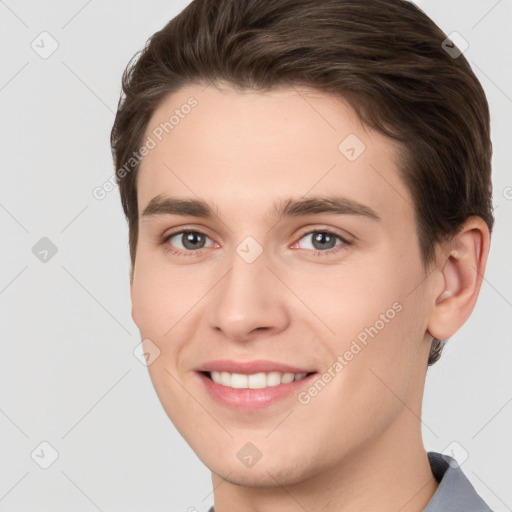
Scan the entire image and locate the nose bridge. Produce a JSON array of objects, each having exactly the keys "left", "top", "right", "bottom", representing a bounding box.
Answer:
[{"left": 207, "top": 237, "right": 289, "bottom": 340}]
